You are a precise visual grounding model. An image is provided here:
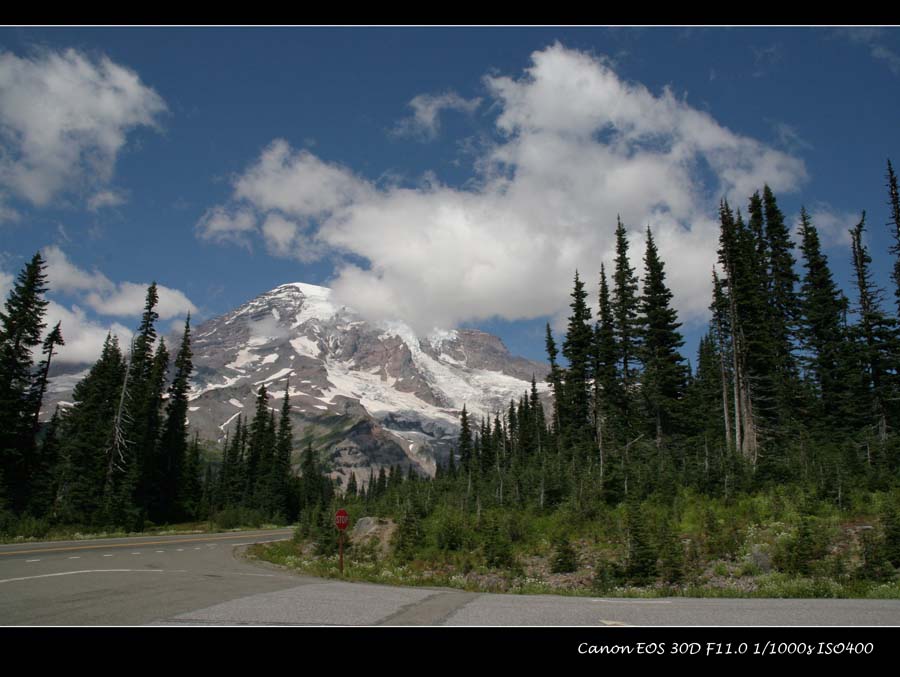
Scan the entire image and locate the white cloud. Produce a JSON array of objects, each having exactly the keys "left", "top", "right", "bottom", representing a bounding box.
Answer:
[
  {"left": 43, "top": 244, "right": 115, "bottom": 294},
  {"left": 261, "top": 213, "right": 327, "bottom": 263},
  {"left": 195, "top": 205, "right": 257, "bottom": 247},
  {"left": 87, "top": 188, "right": 128, "bottom": 211},
  {"left": 2, "top": 251, "right": 193, "bottom": 364},
  {"left": 393, "top": 91, "right": 482, "bottom": 140},
  {"left": 233, "top": 139, "right": 372, "bottom": 217},
  {"left": 84, "top": 281, "right": 196, "bottom": 320},
  {"left": 0, "top": 47, "right": 166, "bottom": 207},
  {"left": 794, "top": 204, "right": 860, "bottom": 249},
  {"left": 45, "top": 301, "right": 132, "bottom": 365},
  {"left": 0, "top": 268, "right": 12, "bottom": 302},
  {"left": 199, "top": 43, "right": 808, "bottom": 335},
  {"left": 43, "top": 244, "right": 197, "bottom": 320}
]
